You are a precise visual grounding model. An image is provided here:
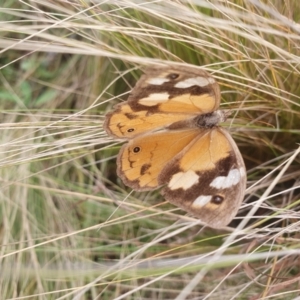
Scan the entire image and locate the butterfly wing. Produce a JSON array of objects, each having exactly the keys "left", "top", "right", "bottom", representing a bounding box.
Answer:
[
  {"left": 117, "top": 129, "right": 200, "bottom": 190},
  {"left": 158, "top": 127, "right": 246, "bottom": 228},
  {"left": 104, "top": 66, "right": 220, "bottom": 138},
  {"left": 104, "top": 66, "right": 246, "bottom": 228}
]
